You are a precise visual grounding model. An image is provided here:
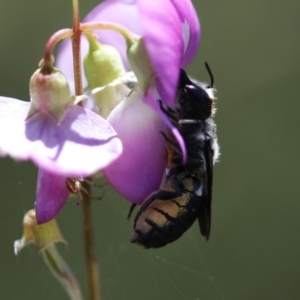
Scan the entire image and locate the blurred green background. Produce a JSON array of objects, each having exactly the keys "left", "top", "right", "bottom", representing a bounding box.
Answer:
[{"left": 0, "top": 0, "right": 299, "bottom": 299}]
